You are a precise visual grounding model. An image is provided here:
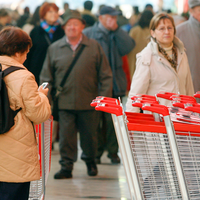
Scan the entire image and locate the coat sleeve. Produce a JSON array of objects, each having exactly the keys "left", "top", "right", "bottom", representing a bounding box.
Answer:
[
  {"left": 125, "top": 53, "right": 151, "bottom": 112},
  {"left": 113, "top": 28, "right": 136, "bottom": 56},
  {"left": 96, "top": 43, "right": 113, "bottom": 97},
  {"left": 21, "top": 73, "right": 51, "bottom": 124},
  {"left": 40, "top": 47, "right": 54, "bottom": 103}
]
